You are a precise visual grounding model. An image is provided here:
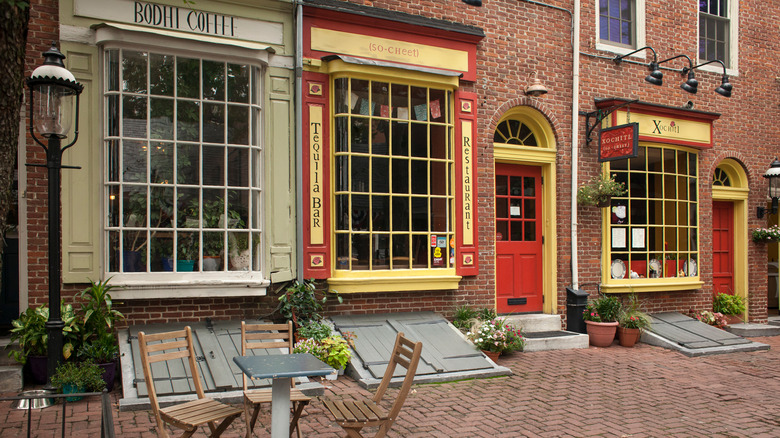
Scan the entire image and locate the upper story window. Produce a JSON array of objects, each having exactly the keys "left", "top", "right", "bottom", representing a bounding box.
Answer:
[
  {"left": 332, "top": 77, "right": 454, "bottom": 272},
  {"left": 699, "top": 0, "right": 735, "bottom": 69},
  {"left": 607, "top": 145, "right": 699, "bottom": 281},
  {"left": 599, "top": 0, "right": 635, "bottom": 48},
  {"left": 104, "top": 48, "right": 263, "bottom": 280}
]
